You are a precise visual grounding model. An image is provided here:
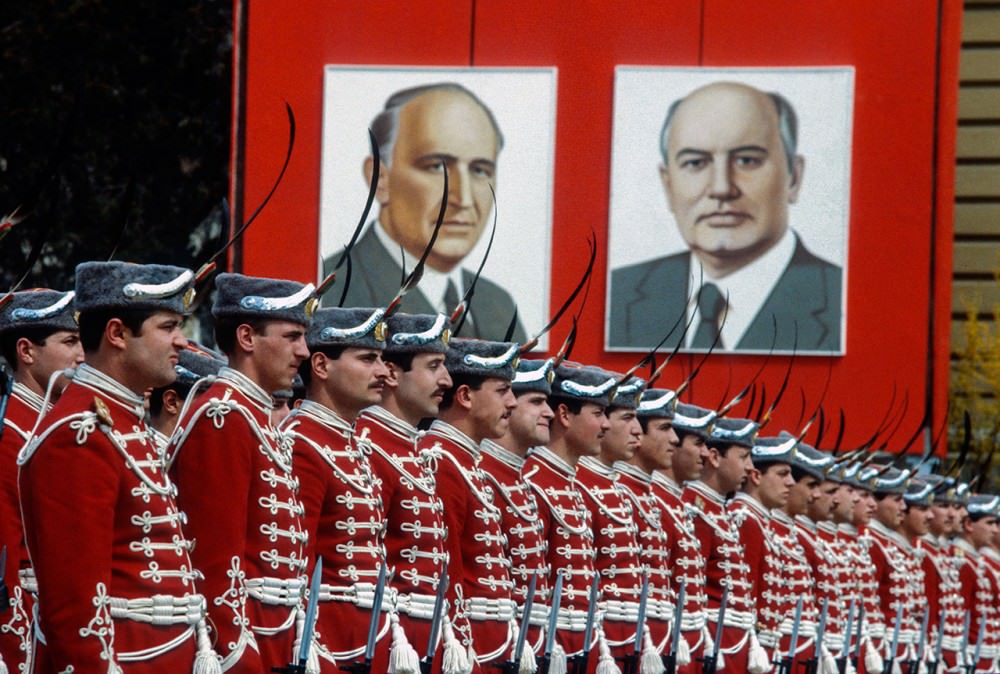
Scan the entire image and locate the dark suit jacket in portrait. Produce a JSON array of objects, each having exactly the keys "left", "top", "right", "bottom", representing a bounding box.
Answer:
[
  {"left": 607, "top": 234, "right": 842, "bottom": 352},
  {"left": 322, "top": 225, "right": 527, "bottom": 343}
]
